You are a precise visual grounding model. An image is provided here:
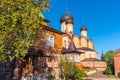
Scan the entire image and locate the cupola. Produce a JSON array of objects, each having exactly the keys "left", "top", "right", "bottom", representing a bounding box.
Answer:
[{"left": 60, "top": 12, "right": 74, "bottom": 24}]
